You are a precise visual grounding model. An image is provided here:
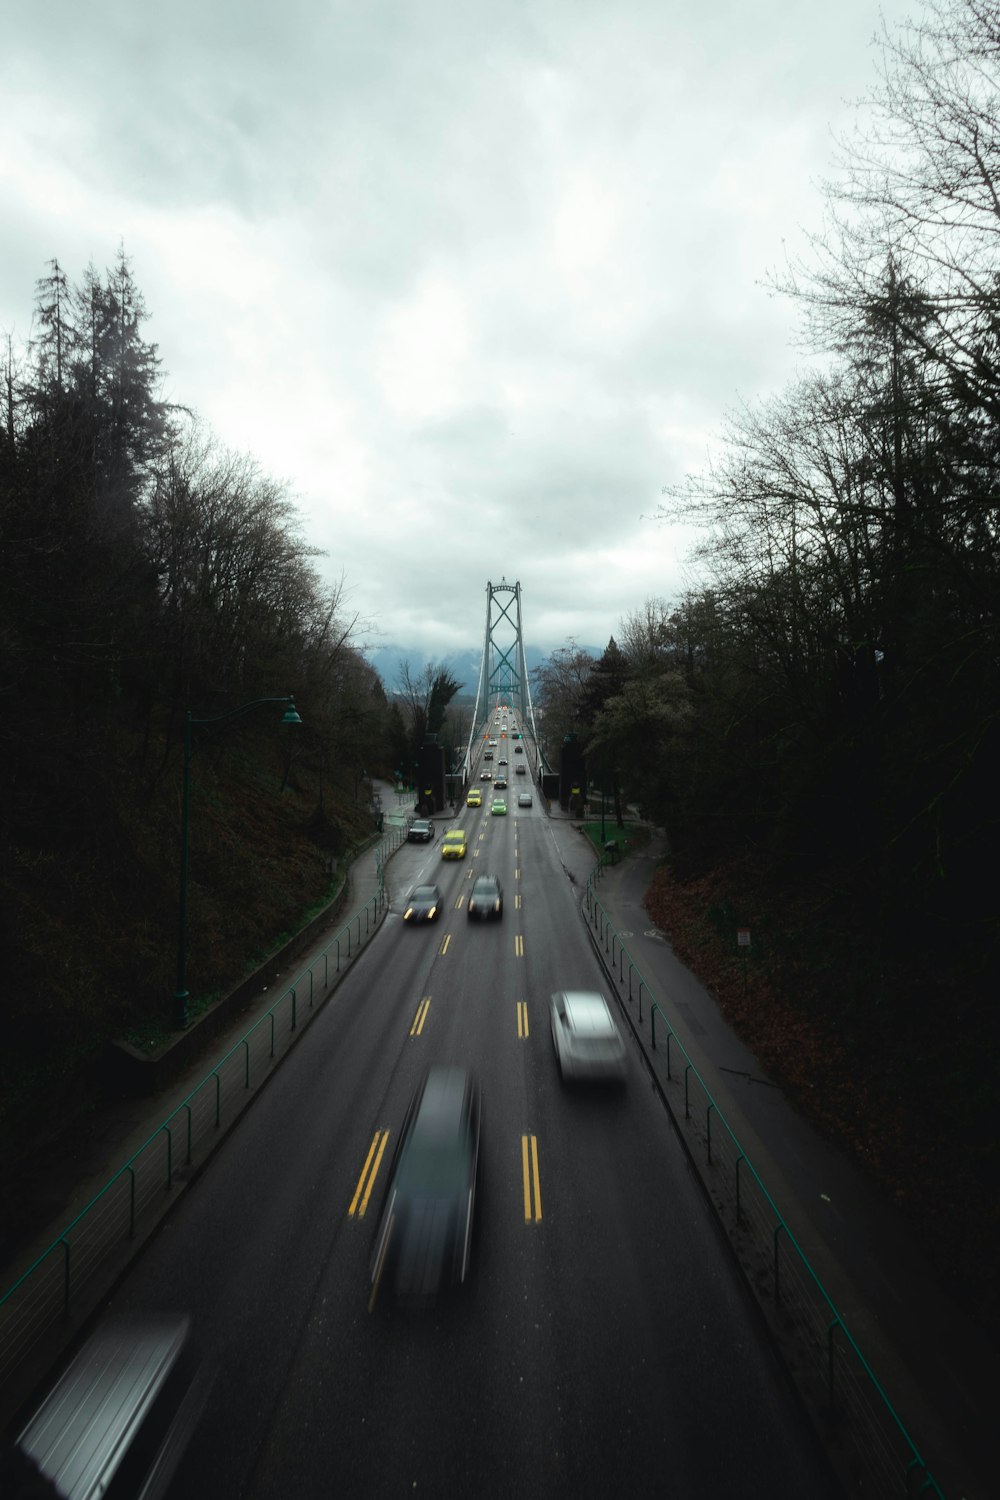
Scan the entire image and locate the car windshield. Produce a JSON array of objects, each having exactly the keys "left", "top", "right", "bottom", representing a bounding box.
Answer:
[
  {"left": 472, "top": 879, "right": 499, "bottom": 897},
  {"left": 411, "top": 886, "right": 438, "bottom": 902}
]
